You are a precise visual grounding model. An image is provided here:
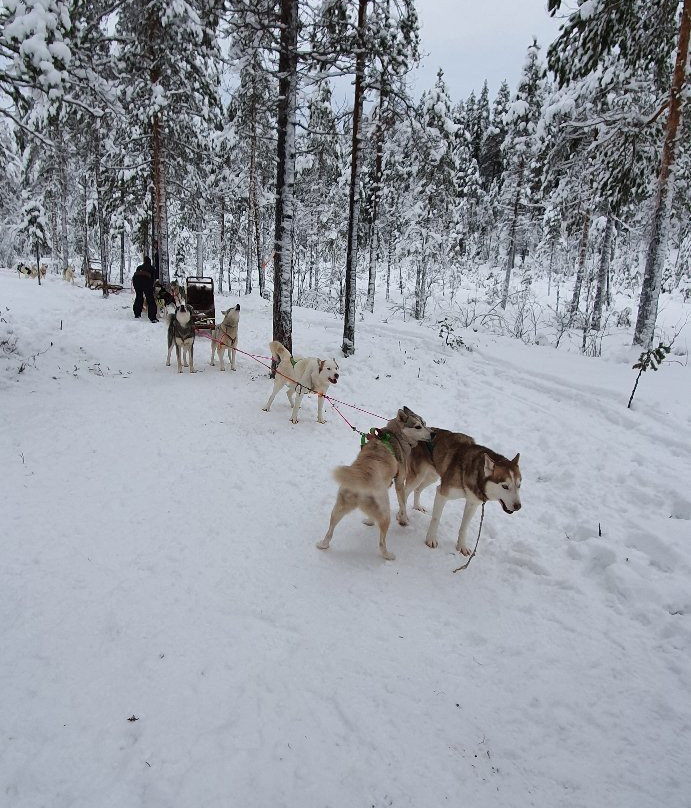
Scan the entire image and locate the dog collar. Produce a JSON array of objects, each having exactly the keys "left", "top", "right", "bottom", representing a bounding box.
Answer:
[{"left": 290, "top": 357, "right": 297, "bottom": 367}]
